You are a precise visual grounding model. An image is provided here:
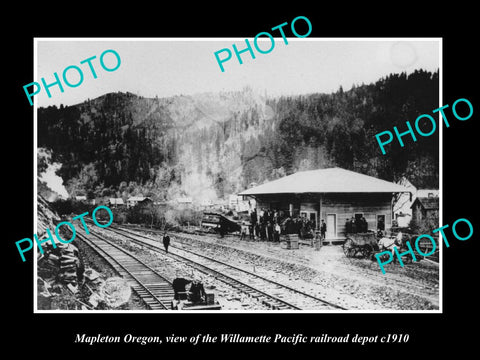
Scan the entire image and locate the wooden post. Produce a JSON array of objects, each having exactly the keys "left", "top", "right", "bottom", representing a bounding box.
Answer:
[
  {"left": 319, "top": 194, "right": 323, "bottom": 246},
  {"left": 319, "top": 194, "right": 323, "bottom": 230}
]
